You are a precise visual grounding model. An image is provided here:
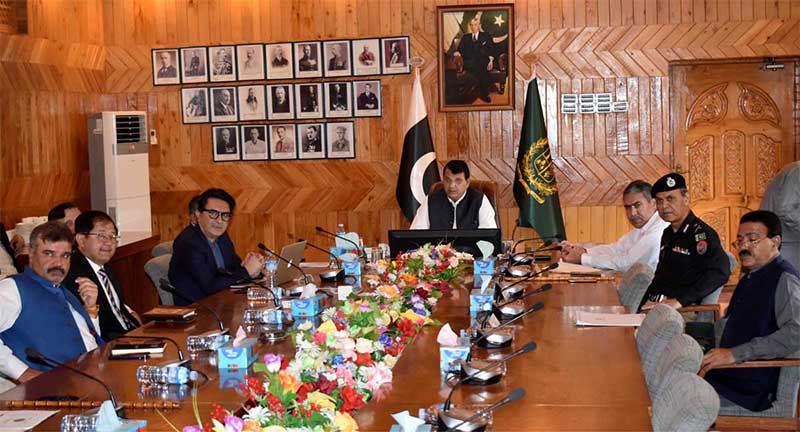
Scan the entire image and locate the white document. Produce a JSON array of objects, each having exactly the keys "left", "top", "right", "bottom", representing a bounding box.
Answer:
[
  {"left": 299, "top": 262, "right": 330, "bottom": 269},
  {"left": 0, "top": 410, "right": 58, "bottom": 431},
  {"left": 575, "top": 311, "right": 645, "bottom": 327},
  {"left": 553, "top": 261, "right": 602, "bottom": 275}
]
